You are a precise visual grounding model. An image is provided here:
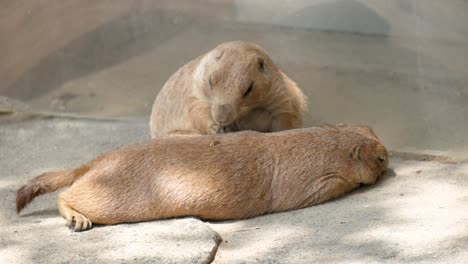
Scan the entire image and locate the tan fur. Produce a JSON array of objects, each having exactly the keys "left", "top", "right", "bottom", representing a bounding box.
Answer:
[
  {"left": 16, "top": 125, "right": 387, "bottom": 231},
  {"left": 150, "top": 41, "right": 307, "bottom": 137}
]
